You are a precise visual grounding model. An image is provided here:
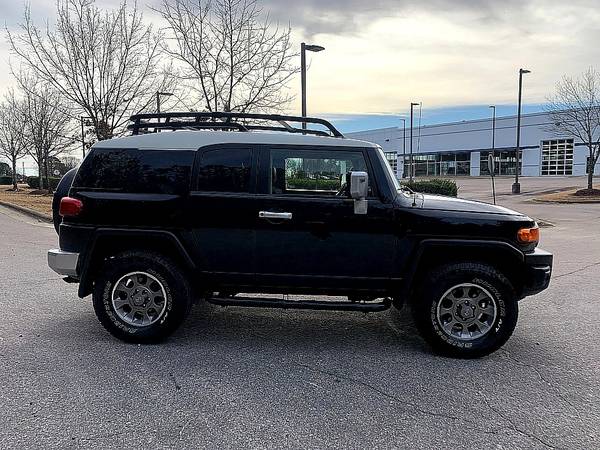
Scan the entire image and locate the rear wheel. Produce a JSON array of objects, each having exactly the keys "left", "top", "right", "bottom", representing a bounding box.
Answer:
[
  {"left": 92, "top": 251, "right": 191, "bottom": 343},
  {"left": 412, "top": 262, "right": 518, "bottom": 358}
]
